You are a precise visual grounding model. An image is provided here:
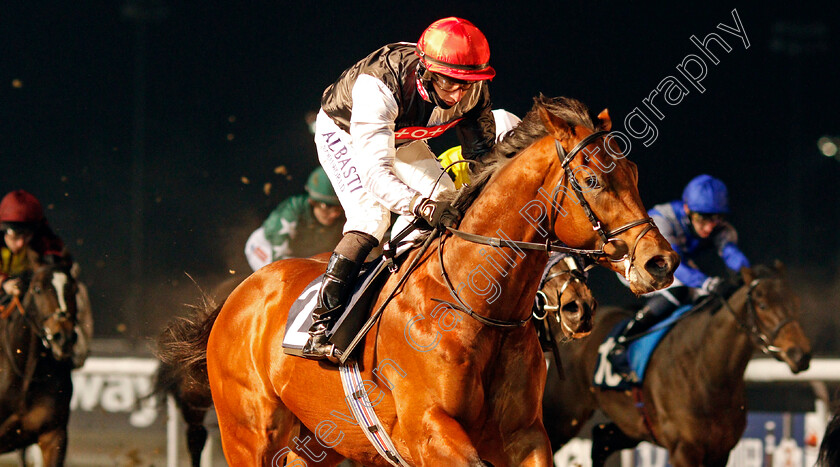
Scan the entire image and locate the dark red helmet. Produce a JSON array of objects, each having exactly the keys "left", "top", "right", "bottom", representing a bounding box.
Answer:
[
  {"left": 0, "top": 190, "right": 45, "bottom": 226},
  {"left": 416, "top": 17, "right": 495, "bottom": 81}
]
